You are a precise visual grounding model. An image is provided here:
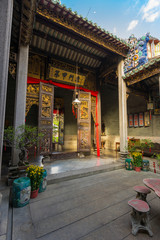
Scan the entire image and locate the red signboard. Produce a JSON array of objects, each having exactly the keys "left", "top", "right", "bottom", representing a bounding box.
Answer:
[
  {"left": 134, "top": 113, "right": 139, "bottom": 127},
  {"left": 128, "top": 114, "right": 133, "bottom": 127},
  {"left": 139, "top": 113, "right": 144, "bottom": 127}
]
